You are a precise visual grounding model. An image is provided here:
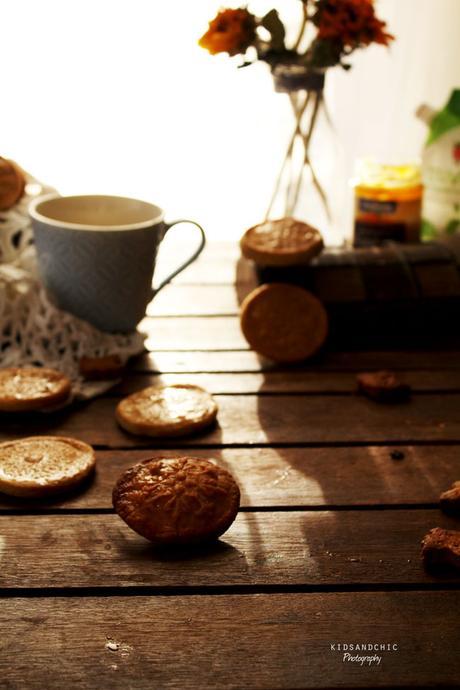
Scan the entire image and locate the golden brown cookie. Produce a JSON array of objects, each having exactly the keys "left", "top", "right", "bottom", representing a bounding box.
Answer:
[
  {"left": 356, "top": 371, "right": 411, "bottom": 403},
  {"left": 240, "top": 217, "right": 323, "bottom": 266},
  {"left": 113, "top": 456, "right": 240, "bottom": 545},
  {"left": 440, "top": 481, "right": 460, "bottom": 515},
  {"left": 240, "top": 283, "right": 328, "bottom": 362},
  {"left": 0, "top": 158, "right": 26, "bottom": 210},
  {"left": 0, "top": 436, "right": 96, "bottom": 497},
  {"left": 79, "top": 355, "right": 124, "bottom": 380},
  {"left": 421, "top": 527, "right": 460, "bottom": 572},
  {"left": 0, "top": 367, "right": 72, "bottom": 412},
  {"left": 115, "top": 384, "right": 218, "bottom": 437}
]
